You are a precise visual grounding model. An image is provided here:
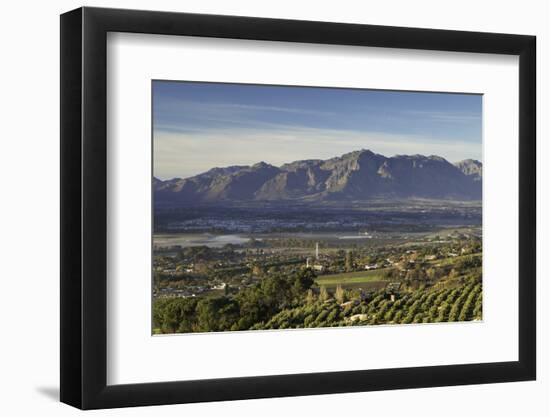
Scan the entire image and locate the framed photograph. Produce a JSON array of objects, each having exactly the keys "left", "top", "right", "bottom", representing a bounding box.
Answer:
[{"left": 60, "top": 7, "right": 536, "bottom": 409}]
